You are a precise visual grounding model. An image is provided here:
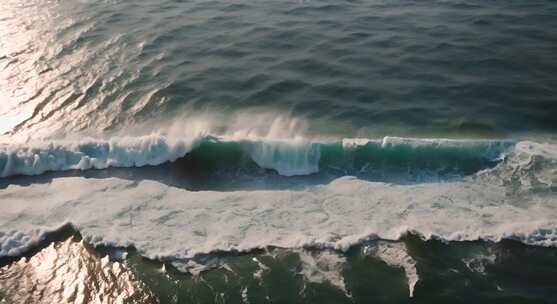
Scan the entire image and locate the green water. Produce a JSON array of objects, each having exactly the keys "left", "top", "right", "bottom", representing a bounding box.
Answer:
[
  {"left": 1, "top": 0, "right": 557, "bottom": 302},
  {"left": 3, "top": 232, "right": 557, "bottom": 304}
]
